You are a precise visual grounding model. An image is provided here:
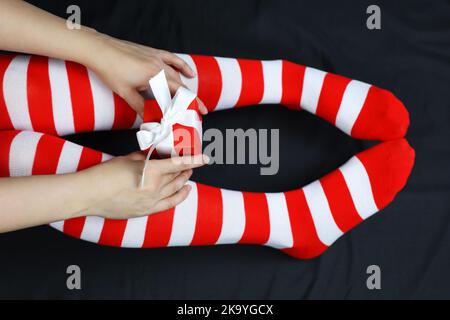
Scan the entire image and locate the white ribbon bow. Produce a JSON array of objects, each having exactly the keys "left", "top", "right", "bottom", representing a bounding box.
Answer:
[{"left": 136, "top": 70, "right": 198, "bottom": 188}]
